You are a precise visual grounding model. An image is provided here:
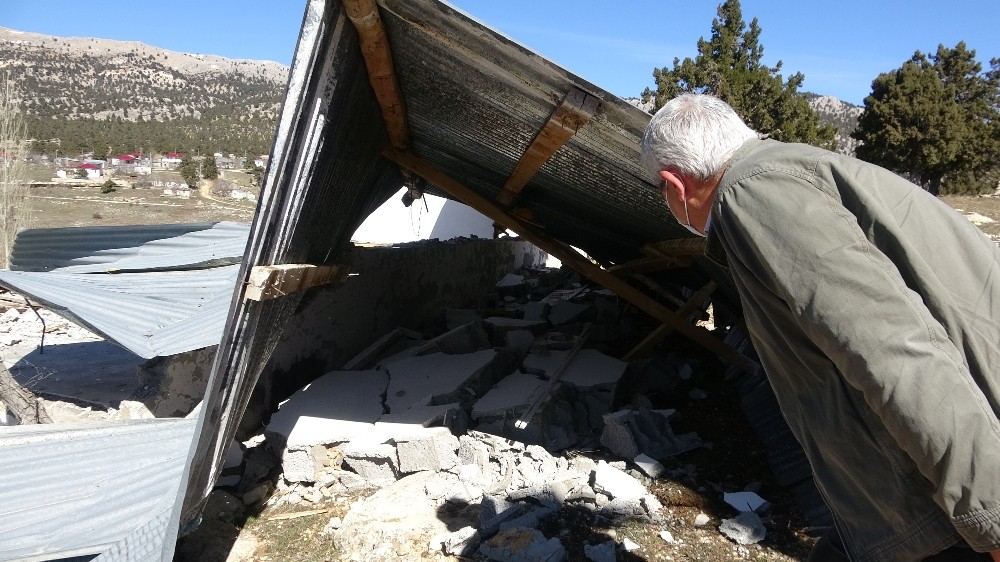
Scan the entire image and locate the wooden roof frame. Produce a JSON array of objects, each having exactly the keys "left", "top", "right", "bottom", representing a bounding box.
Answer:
[{"left": 344, "top": 0, "right": 746, "bottom": 366}]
